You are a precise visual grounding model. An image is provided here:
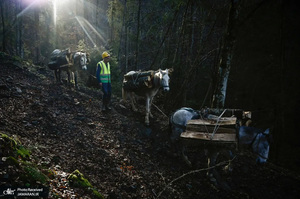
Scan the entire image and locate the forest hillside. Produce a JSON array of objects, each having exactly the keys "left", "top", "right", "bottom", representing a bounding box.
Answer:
[
  {"left": 1, "top": 0, "right": 300, "bottom": 198},
  {"left": 1, "top": 53, "right": 300, "bottom": 198}
]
